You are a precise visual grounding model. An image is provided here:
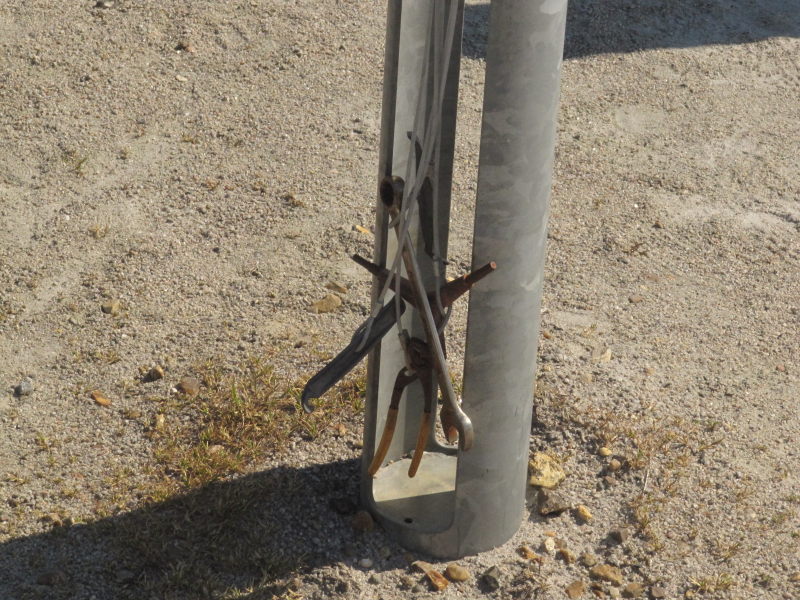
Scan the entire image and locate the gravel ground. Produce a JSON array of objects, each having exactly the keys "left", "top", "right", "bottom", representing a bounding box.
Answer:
[{"left": 1, "top": 1, "right": 798, "bottom": 599}]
